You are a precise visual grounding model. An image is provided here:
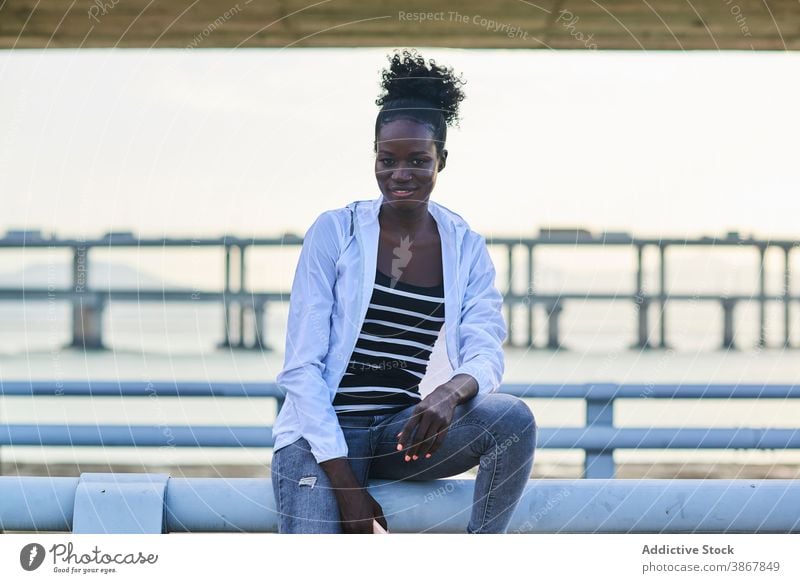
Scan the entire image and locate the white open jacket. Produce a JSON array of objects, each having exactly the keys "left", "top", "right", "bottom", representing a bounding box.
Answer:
[{"left": 273, "top": 194, "right": 507, "bottom": 463}]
